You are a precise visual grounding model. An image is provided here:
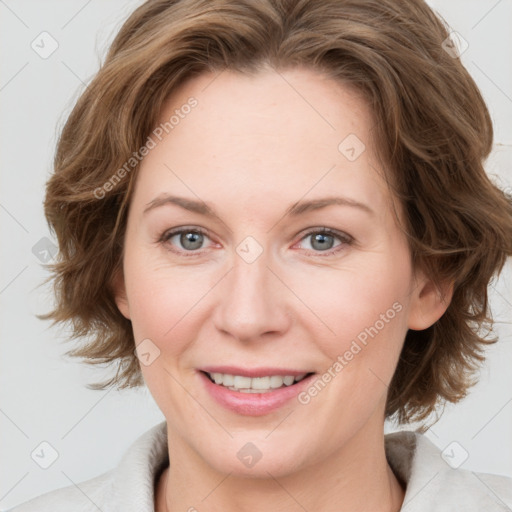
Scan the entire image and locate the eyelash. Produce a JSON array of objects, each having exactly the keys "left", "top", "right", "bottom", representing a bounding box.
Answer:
[{"left": 157, "top": 226, "right": 354, "bottom": 258}]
